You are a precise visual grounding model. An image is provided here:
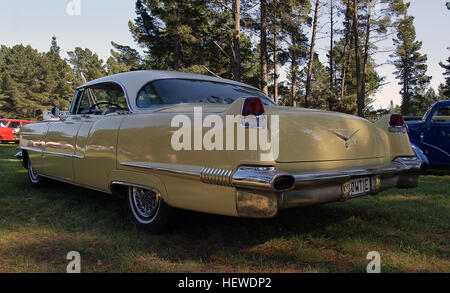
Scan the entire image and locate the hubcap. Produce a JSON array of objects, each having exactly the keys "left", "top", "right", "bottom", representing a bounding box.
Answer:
[
  {"left": 132, "top": 187, "right": 160, "bottom": 218},
  {"left": 29, "top": 162, "right": 39, "bottom": 181}
]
